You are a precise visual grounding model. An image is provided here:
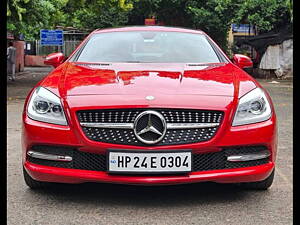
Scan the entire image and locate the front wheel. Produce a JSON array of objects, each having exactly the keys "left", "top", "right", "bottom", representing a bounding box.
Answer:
[{"left": 240, "top": 169, "right": 275, "bottom": 190}]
